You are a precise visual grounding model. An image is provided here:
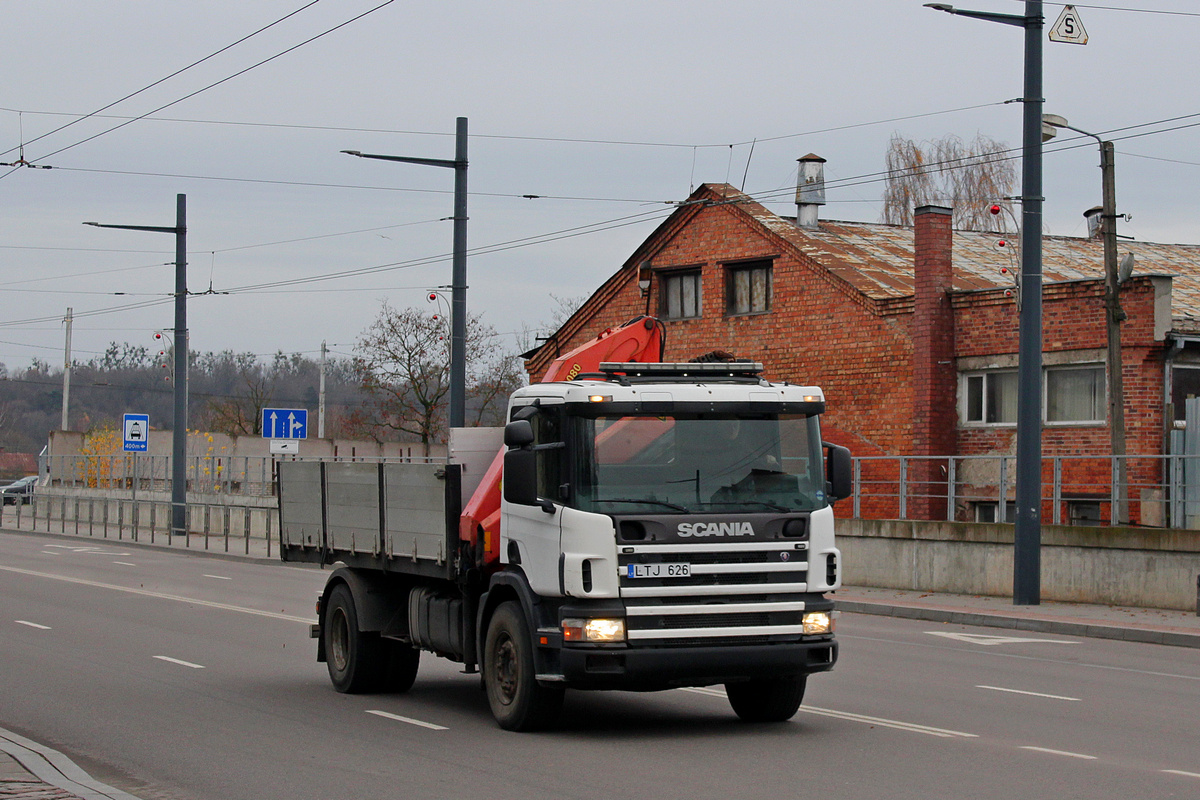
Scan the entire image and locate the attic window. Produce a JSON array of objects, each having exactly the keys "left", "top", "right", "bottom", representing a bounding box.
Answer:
[
  {"left": 659, "top": 269, "right": 701, "bottom": 320},
  {"left": 725, "top": 260, "right": 772, "bottom": 316}
]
